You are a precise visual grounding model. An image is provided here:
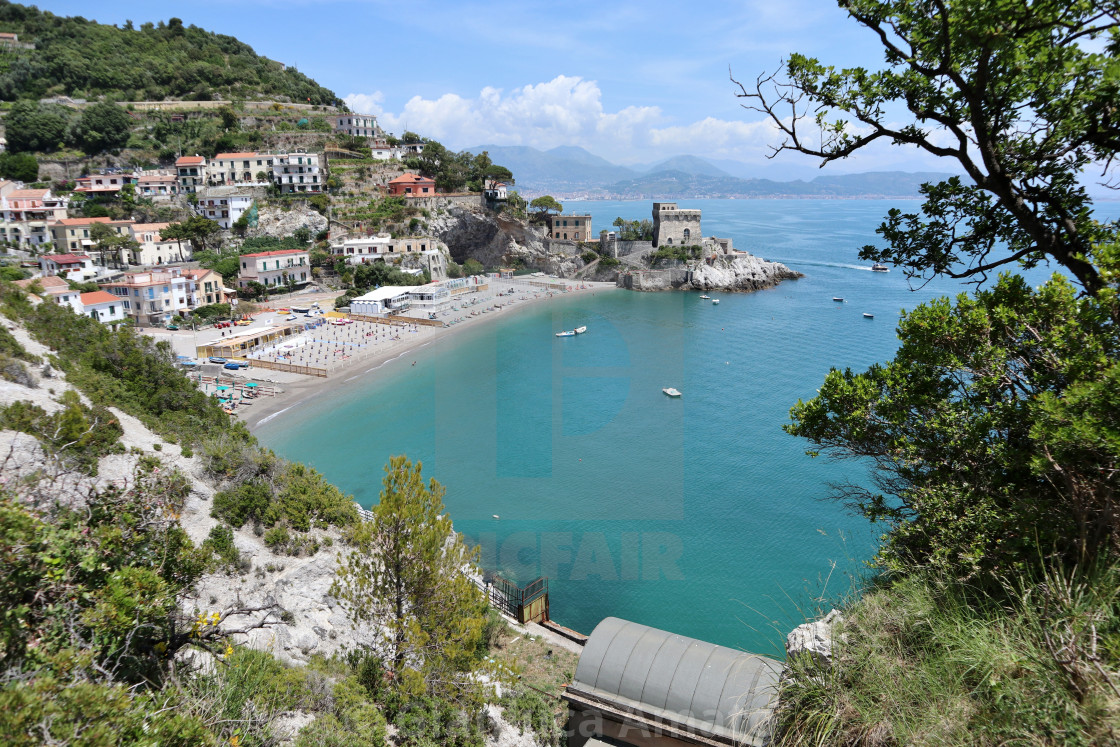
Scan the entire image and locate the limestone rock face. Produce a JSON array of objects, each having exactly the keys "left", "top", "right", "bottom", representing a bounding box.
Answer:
[
  {"left": 251, "top": 204, "right": 328, "bottom": 241},
  {"left": 686, "top": 253, "right": 802, "bottom": 292},
  {"left": 427, "top": 206, "right": 584, "bottom": 277},
  {"left": 786, "top": 609, "right": 844, "bottom": 668}
]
